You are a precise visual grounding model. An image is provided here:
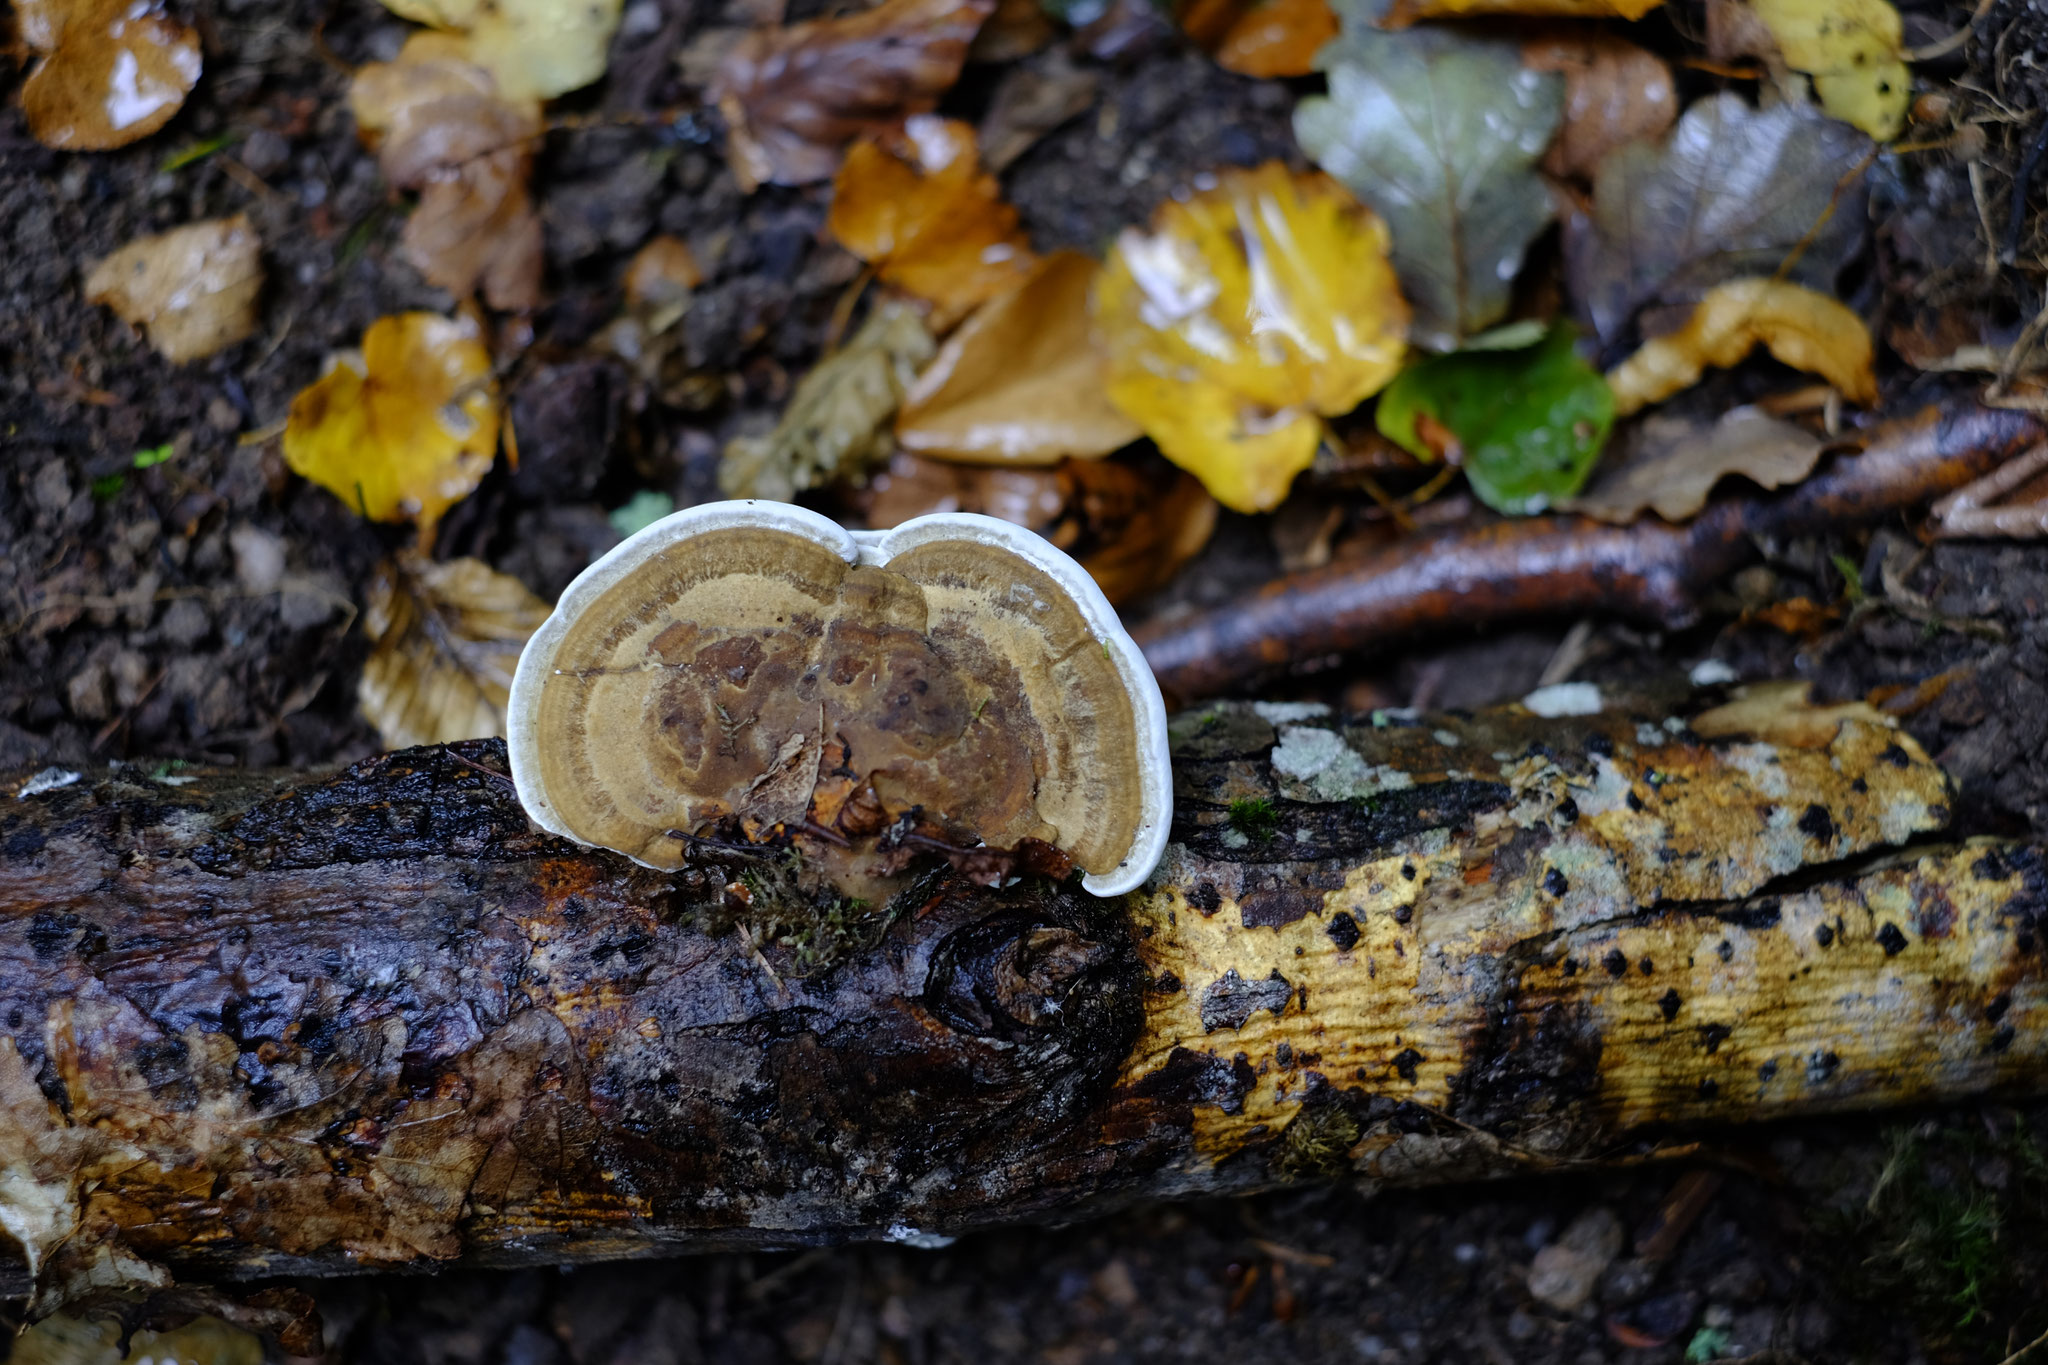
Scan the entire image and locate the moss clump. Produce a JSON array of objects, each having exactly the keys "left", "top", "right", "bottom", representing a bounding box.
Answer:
[
  {"left": 1228, "top": 796, "right": 1280, "bottom": 841},
  {"left": 700, "top": 849, "right": 896, "bottom": 977},
  {"left": 1276, "top": 1101, "right": 1364, "bottom": 1180}
]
